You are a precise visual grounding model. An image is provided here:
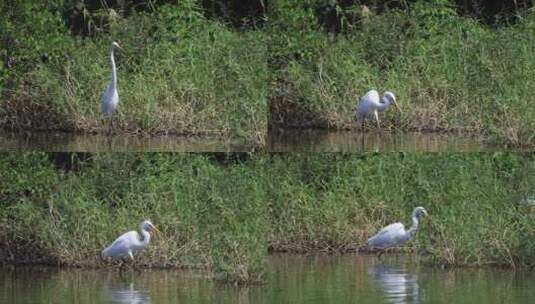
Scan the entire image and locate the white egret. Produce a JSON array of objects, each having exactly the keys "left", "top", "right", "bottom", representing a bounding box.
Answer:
[
  {"left": 101, "top": 41, "right": 123, "bottom": 134},
  {"left": 366, "top": 207, "right": 427, "bottom": 251},
  {"left": 355, "top": 90, "right": 401, "bottom": 128},
  {"left": 101, "top": 220, "right": 160, "bottom": 261}
]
